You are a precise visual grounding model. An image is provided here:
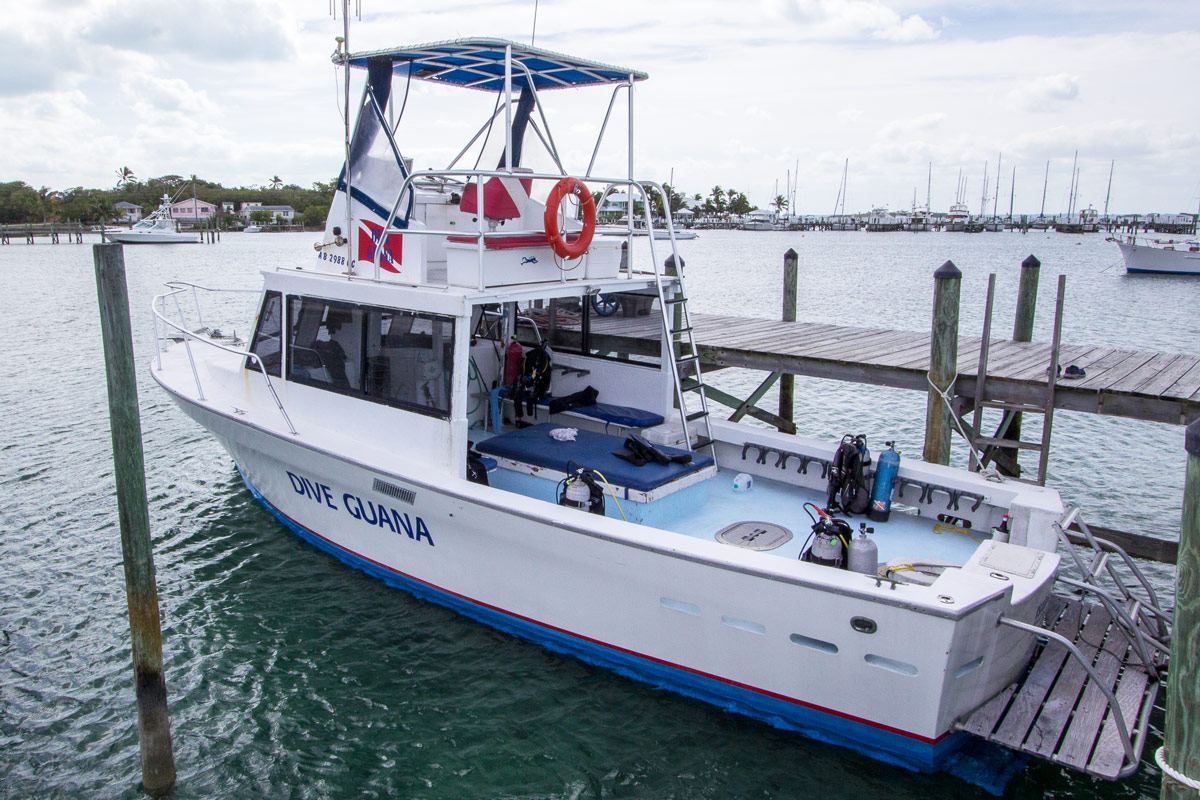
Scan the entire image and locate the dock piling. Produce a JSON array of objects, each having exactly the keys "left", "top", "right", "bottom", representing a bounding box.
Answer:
[
  {"left": 1001, "top": 255, "right": 1042, "bottom": 476},
  {"left": 780, "top": 248, "right": 798, "bottom": 426},
  {"left": 93, "top": 243, "right": 177, "bottom": 797},
  {"left": 1161, "top": 419, "right": 1200, "bottom": 799},
  {"left": 923, "top": 260, "right": 961, "bottom": 465}
]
